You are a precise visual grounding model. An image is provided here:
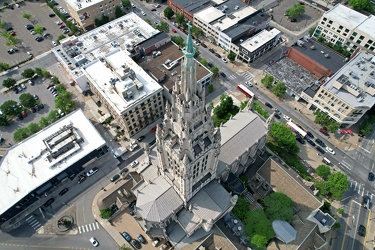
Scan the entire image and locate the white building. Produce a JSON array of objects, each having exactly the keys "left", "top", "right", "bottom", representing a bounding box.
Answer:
[
  {"left": 313, "top": 4, "right": 375, "bottom": 54},
  {"left": 308, "top": 51, "right": 375, "bottom": 128},
  {"left": 0, "top": 109, "right": 106, "bottom": 230}
]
